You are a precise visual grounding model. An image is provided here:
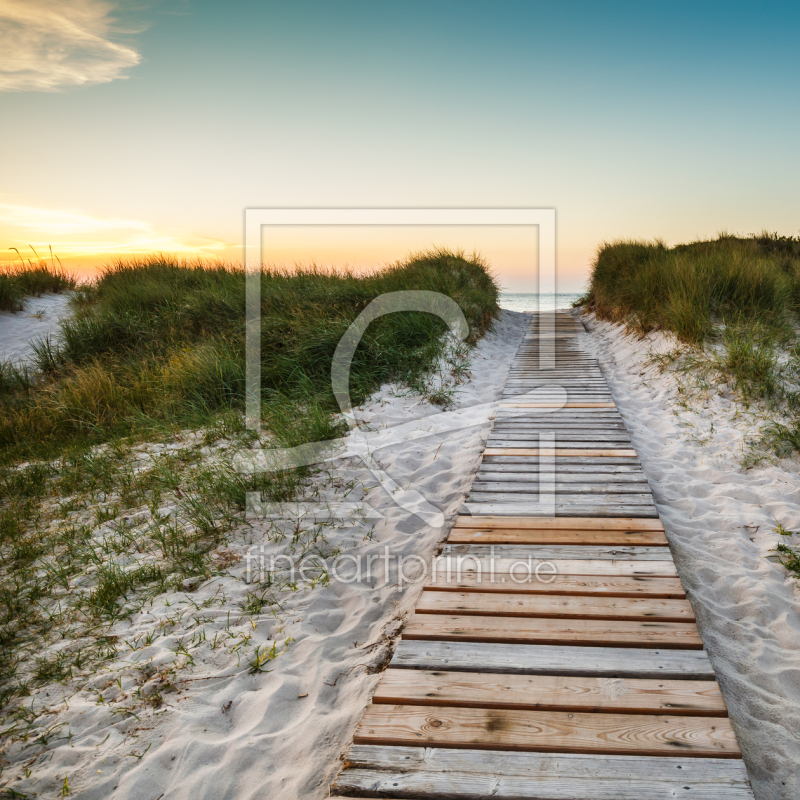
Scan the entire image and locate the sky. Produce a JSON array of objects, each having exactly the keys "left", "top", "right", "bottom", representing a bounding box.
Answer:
[{"left": 1, "top": 1, "right": 799, "bottom": 292}]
